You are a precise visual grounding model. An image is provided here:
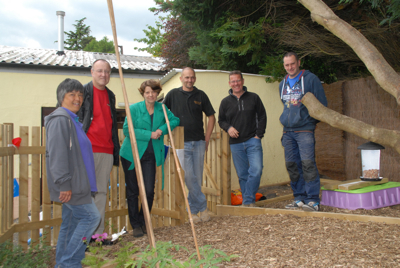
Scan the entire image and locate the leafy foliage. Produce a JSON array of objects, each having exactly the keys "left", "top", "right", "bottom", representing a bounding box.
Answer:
[
  {"left": 83, "top": 36, "right": 115, "bottom": 53},
  {"left": 0, "top": 237, "right": 52, "bottom": 268},
  {"left": 134, "top": 20, "right": 165, "bottom": 57},
  {"left": 136, "top": 0, "right": 400, "bottom": 83},
  {"left": 82, "top": 240, "right": 237, "bottom": 268},
  {"left": 341, "top": 0, "right": 400, "bottom": 24}
]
